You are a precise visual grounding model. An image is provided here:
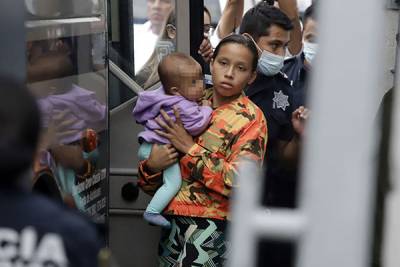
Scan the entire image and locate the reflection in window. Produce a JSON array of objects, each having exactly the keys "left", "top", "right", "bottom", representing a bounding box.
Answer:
[{"left": 27, "top": 36, "right": 107, "bottom": 222}]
